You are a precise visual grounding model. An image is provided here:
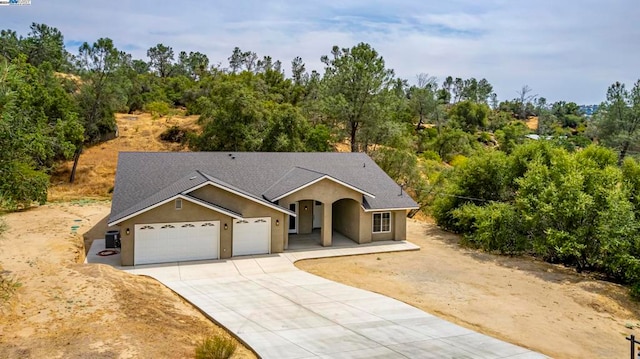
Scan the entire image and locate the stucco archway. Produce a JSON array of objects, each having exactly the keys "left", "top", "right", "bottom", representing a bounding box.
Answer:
[{"left": 332, "top": 198, "right": 361, "bottom": 243}]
